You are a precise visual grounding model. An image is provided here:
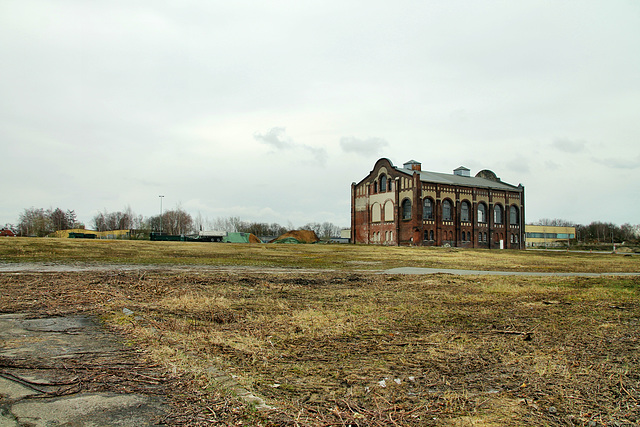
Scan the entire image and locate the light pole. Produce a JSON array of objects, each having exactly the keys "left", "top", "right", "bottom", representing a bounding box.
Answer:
[{"left": 159, "top": 195, "right": 164, "bottom": 233}]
